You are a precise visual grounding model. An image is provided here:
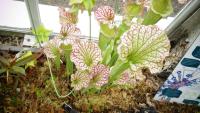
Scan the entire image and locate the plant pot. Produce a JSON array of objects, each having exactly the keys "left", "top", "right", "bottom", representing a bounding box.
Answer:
[{"left": 161, "top": 88, "right": 182, "bottom": 98}]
